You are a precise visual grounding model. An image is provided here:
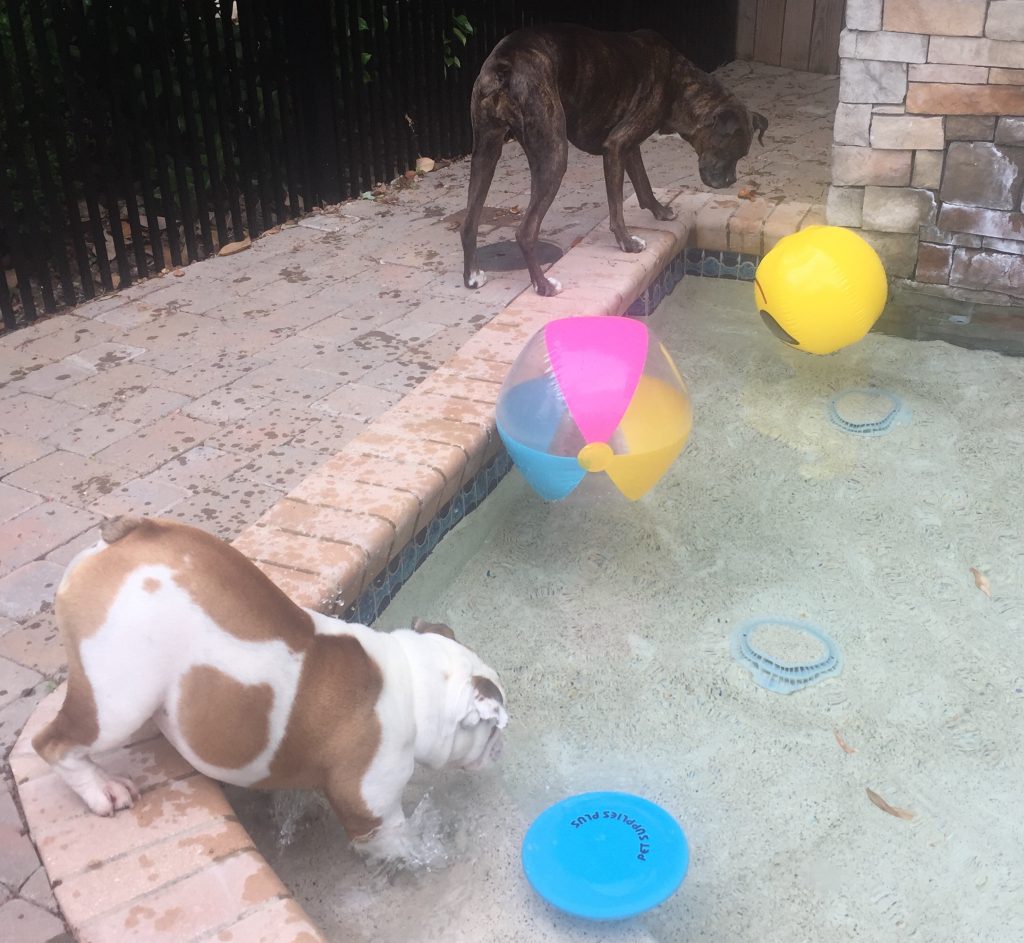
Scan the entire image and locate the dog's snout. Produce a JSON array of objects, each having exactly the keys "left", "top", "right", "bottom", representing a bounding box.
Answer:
[
  {"left": 464, "top": 726, "right": 504, "bottom": 771},
  {"left": 698, "top": 162, "right": 737, "bottom": 190}
]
